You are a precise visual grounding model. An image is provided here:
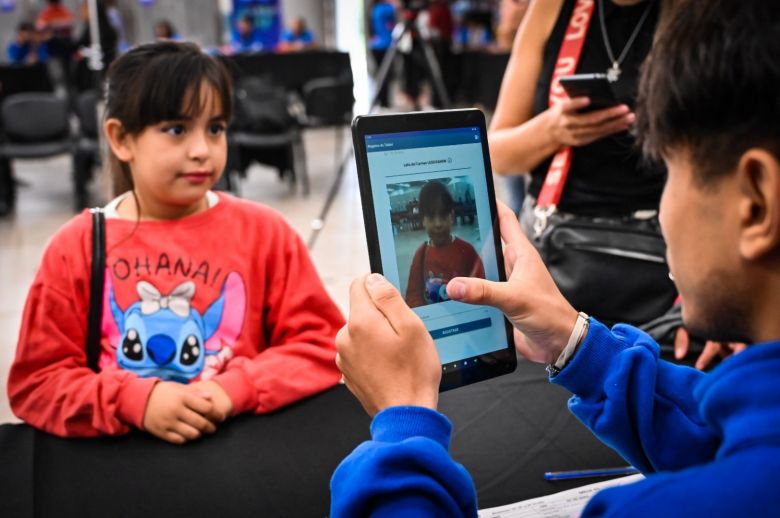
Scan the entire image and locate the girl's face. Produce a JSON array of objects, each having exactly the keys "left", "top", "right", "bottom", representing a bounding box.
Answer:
[
  {"left": 108, "top": 83, "right": 228, "bottom": 218},
  {"left": 423, "top": 203, "right": 454, "bottom": 247}
]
